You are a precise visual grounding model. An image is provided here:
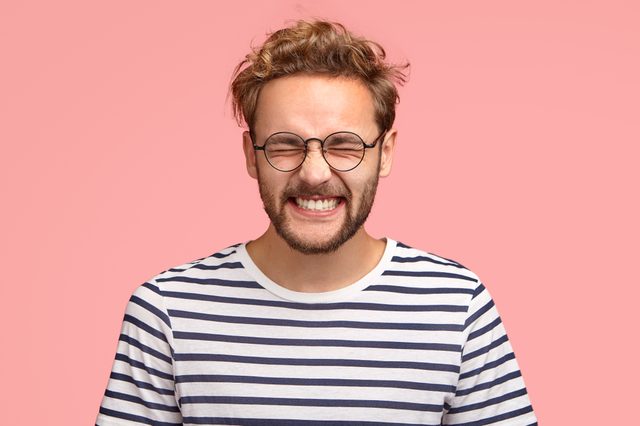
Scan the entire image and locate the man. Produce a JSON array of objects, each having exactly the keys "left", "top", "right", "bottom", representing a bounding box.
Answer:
[{"left": 97, "top": 20, "right": 536, "bottom": 425}]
